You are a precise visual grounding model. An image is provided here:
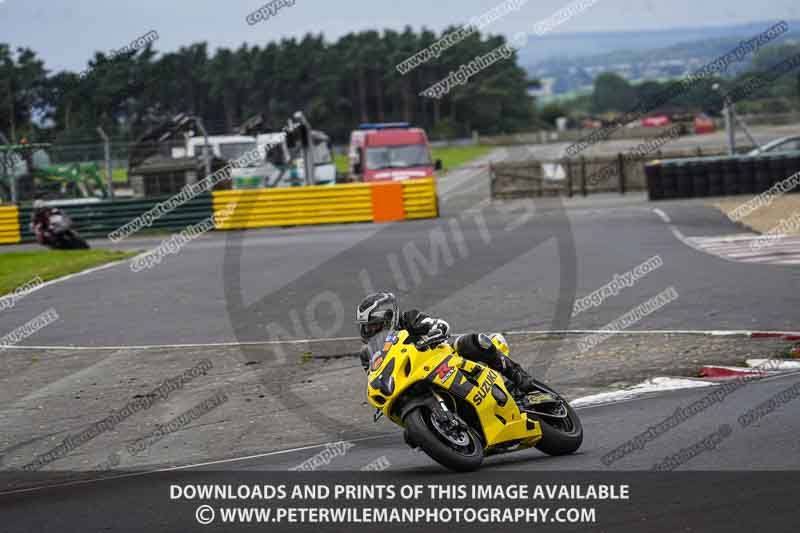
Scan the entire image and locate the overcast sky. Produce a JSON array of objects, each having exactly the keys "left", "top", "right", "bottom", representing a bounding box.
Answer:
[{"left": 0, "top": 0, "right": 797, "bottom": 73}]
